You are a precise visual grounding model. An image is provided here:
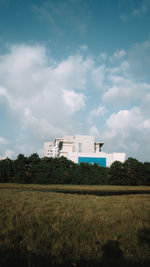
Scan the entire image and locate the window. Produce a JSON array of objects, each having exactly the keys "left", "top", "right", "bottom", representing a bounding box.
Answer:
[{"left": 78, "top": 143, "right": 82, "bottom": 152}]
